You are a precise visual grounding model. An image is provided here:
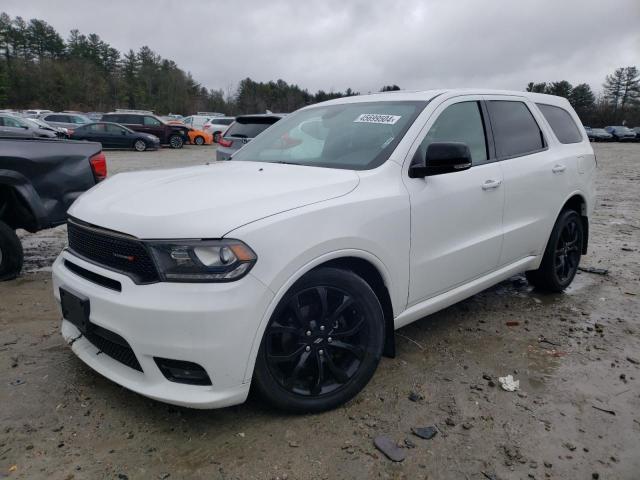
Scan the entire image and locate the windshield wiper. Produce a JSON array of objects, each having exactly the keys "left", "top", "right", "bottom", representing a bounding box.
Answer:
[{"left": 272, "top": 161, "right": 301, "bottom": 166}]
